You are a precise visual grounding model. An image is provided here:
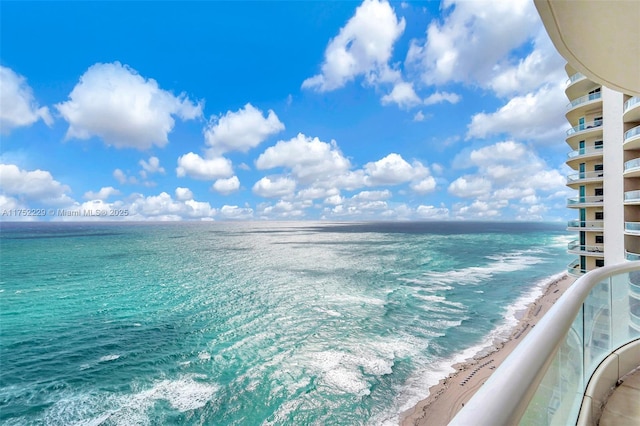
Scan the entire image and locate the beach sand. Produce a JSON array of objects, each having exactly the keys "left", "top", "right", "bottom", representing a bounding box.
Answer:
[{"left": 400, "top": 273, "right": 577, "bottom": 426}]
